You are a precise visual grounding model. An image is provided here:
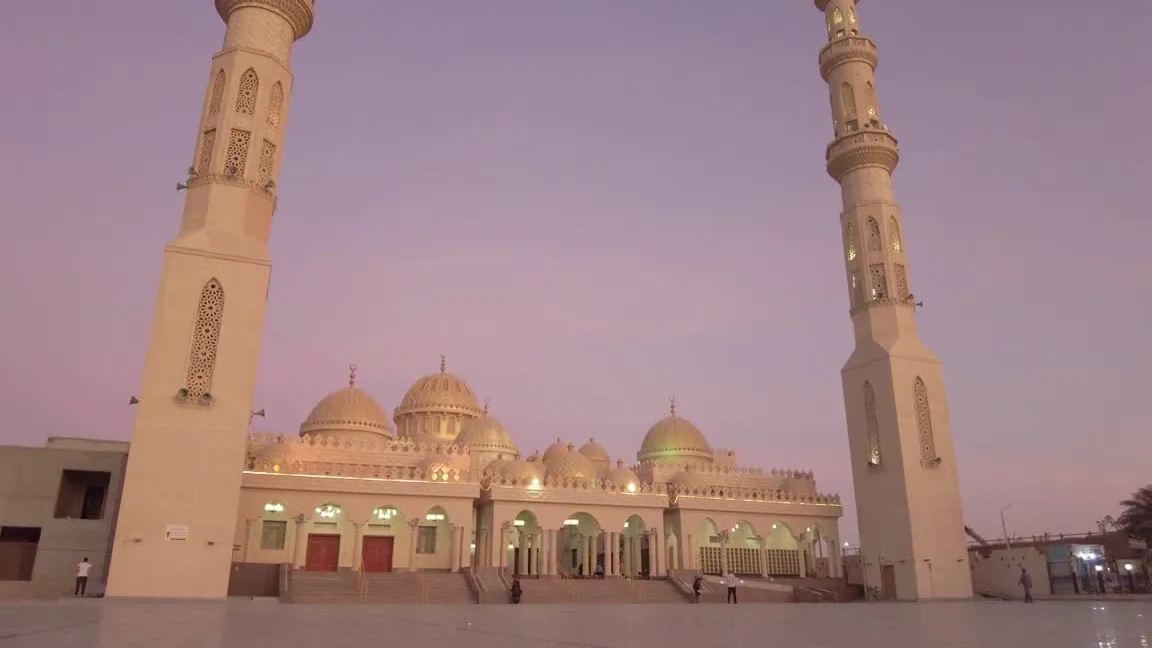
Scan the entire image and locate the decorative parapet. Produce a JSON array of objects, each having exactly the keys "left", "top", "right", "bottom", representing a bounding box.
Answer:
[
  {"left": 825, "top": 130, "right": 899, "bottom": 181},
  {"left": 481, "top": 473, "right": 667, "bottom": 495},
  {"left": 247, "top": 431, "right": 469, "bottom": 456},
  {"left": 636, "top": 459, "right": 818, "bottom": 481},
  {"left": 245, "top": 431, "right": 475, "bottom": 483},
  {"left": 670, "top": 483, "right": 841, "bottom": 506},
  {"left": 818, "top": 35, "right": 878, "bottom": 81}
]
